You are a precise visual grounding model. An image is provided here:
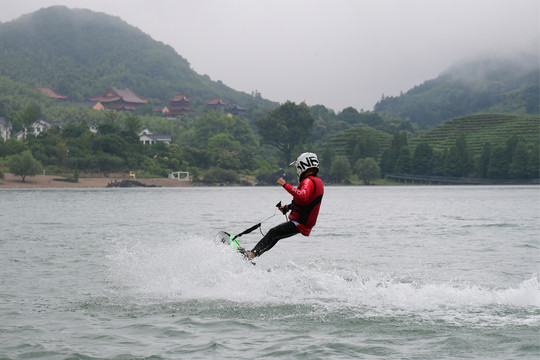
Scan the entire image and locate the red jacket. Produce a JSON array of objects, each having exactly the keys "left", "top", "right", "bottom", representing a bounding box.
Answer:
[{"left": 283, "top": 175, "right": 324, "bottom": 236}]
